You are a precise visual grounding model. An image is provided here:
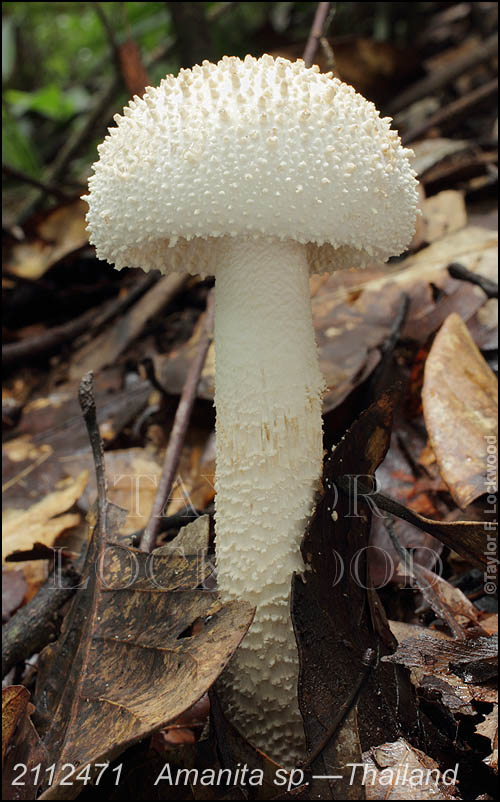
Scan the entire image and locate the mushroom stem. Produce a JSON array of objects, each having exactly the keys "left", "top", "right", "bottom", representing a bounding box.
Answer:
[{"left": 214, "top": 235, "right": 324, "bottom": 763}]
